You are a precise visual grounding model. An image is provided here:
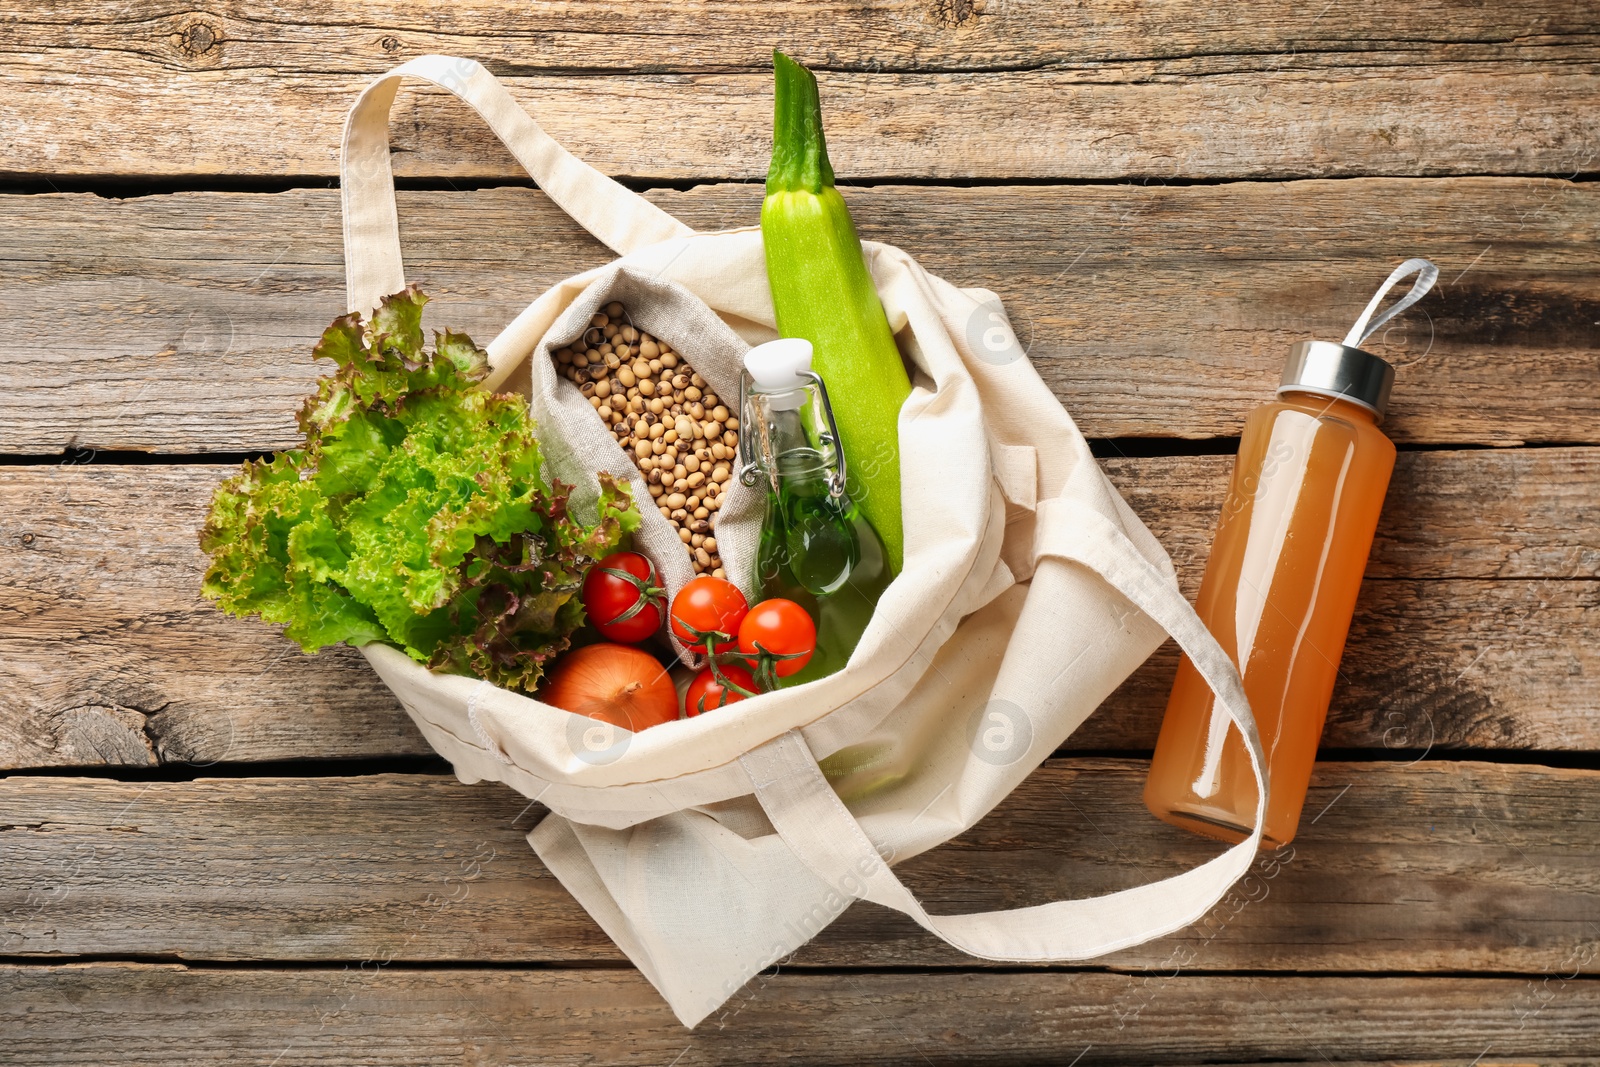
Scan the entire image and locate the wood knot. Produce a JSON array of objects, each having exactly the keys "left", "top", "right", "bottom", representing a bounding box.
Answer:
[
  {"left": 381, "top": 35, "right": 402, "bottom": 53},
  {"left": 174, "top": 17, "right": 223, "bottom": 60},
  {"left": 931, "top": 0, "right": 985, "bottom": 28}
]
